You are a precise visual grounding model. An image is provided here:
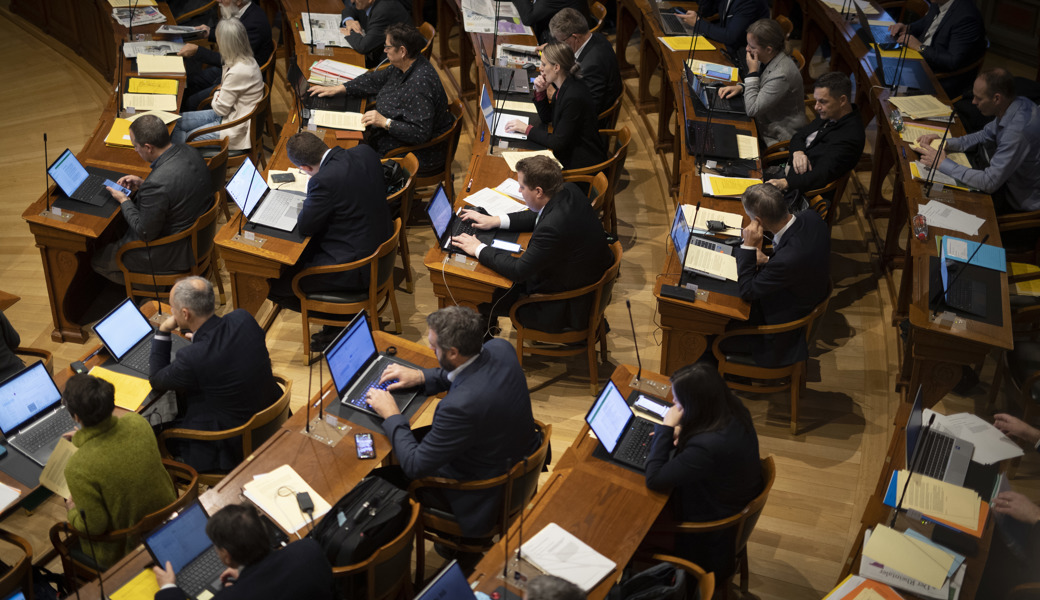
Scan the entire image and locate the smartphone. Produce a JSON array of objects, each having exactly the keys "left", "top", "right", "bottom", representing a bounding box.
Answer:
[
  {"left": 104, "top": 179, "right": 132, "bottom": 197},
  {"left": 633, "top": 395, "right": 670, "bottom": 419},
  {"left": 271, "top": 172, "right": 295, "bottom": 183},
  {"left": 355, "top": 433, "right": 375, "bottom": 459}
]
